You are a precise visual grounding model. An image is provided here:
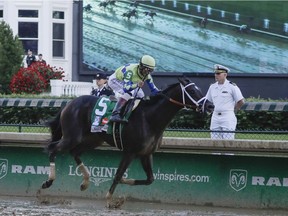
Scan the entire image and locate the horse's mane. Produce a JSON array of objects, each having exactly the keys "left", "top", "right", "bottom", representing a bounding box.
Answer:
[{"left": 141, "top": 83, "right": 179, "bottom": 105}]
